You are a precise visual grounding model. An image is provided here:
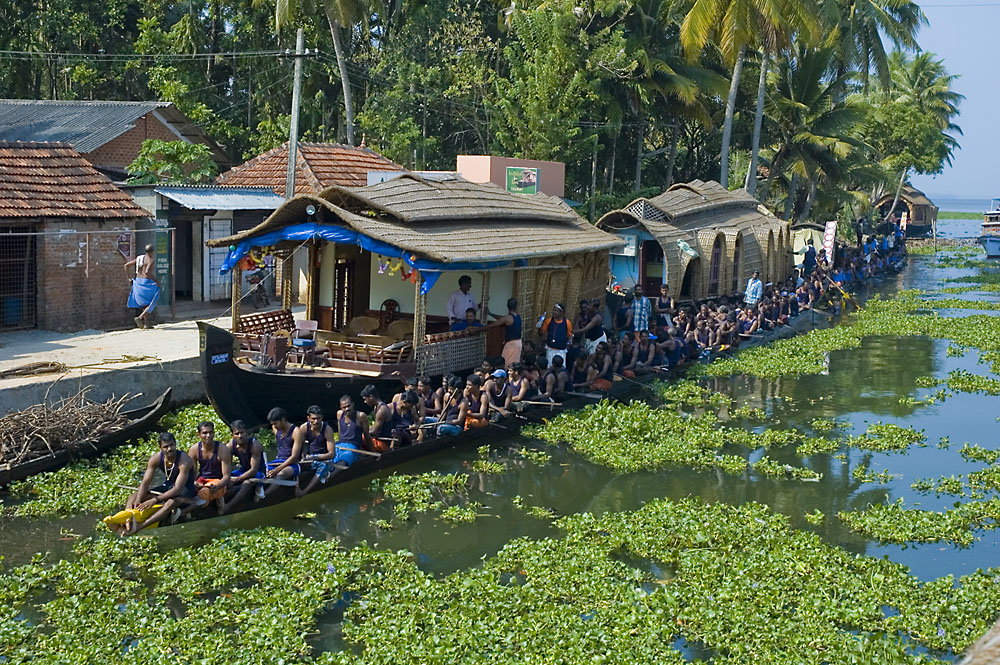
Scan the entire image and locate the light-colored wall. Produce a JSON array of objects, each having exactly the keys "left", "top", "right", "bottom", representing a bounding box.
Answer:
[
  {"left": 456, "top": 155, "right": 566, "bottom": 198},
  {"left": 318, "top": 243, "right": 336, "bottom": 307},
  {"left": 365, "top": 253, "right": 515, "bottom": 318}
]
